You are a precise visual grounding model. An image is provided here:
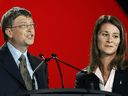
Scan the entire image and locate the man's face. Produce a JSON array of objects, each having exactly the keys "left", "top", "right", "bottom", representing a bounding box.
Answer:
[{"left": 8, "top": 15, "right": 35, "bottom": 48}]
